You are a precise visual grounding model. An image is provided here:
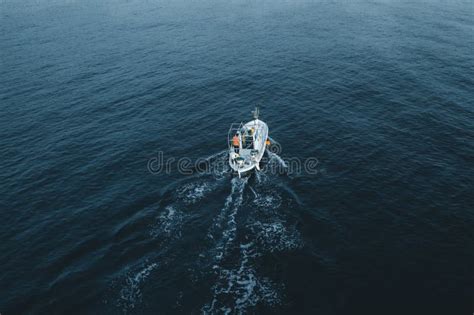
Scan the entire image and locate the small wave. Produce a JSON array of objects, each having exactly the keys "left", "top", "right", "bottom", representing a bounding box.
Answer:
[
  {"left": 177, "top": 181, "right": 216, "bottom": 205},
  {"left": 266, "top": 151, "right": 287, "bottom": 168},
  {"left": 202, "top": 150, "right": 227, "bottom": 162},
  {"left": 149, "top": 205, "right": 184, "bottom": 239},
  {"left": 119, "top": 262, "right": 158, "bottom": 311},
  {"left": 200, "top": 150, "right": 230, "bottom": 180}
]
